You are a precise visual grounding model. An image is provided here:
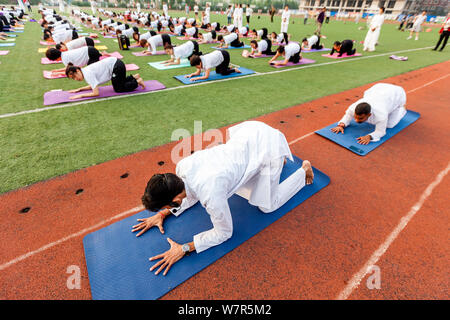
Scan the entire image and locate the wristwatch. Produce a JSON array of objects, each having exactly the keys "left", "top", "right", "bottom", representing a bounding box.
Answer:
[
  {"left": 169, "top": 207, "right": 180, "bottom": 215},
  {"left": 182, "top": 243, "right": 190, "bottom": 255}
]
